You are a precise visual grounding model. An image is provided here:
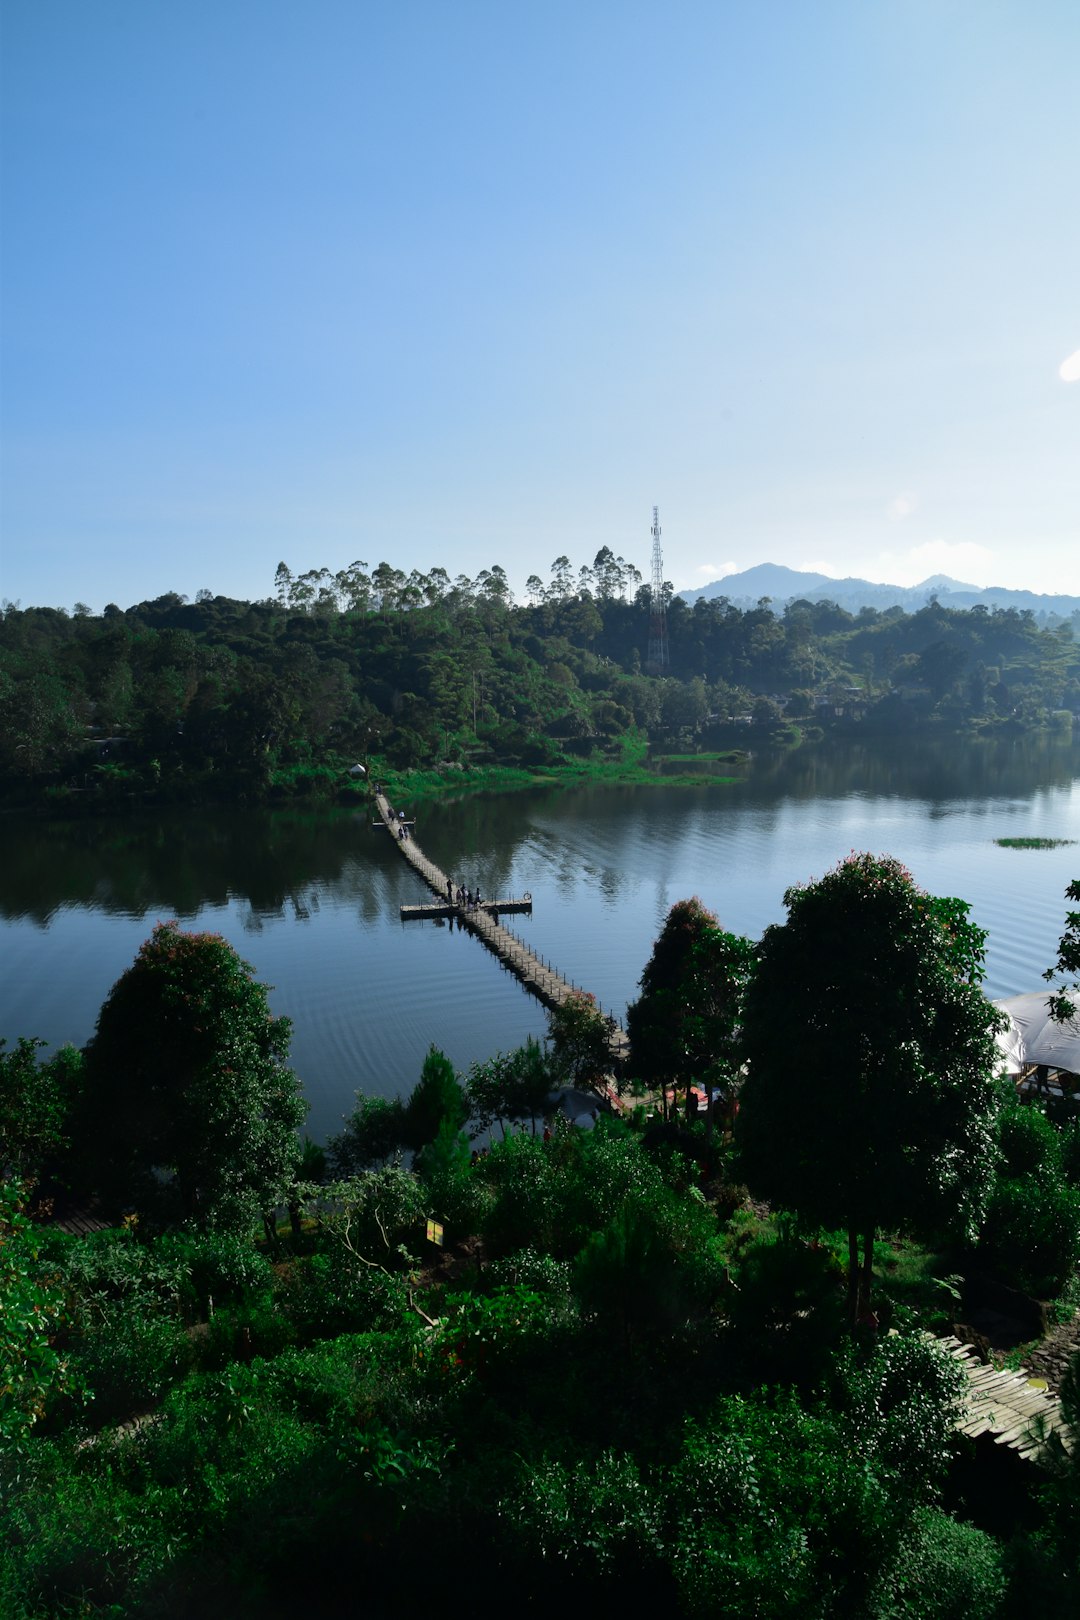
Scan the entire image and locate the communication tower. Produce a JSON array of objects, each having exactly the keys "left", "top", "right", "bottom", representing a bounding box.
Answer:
[{"left": 646, "top": 505, "right": 669, "bottom": 671}]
